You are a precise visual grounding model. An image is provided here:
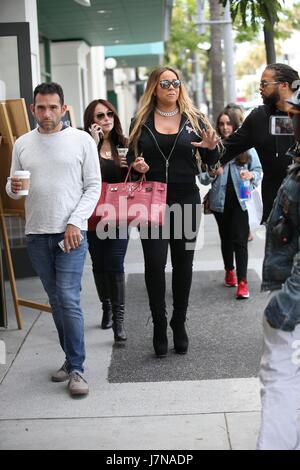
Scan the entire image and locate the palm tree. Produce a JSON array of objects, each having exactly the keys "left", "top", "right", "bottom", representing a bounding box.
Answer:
[{"left": 219, "top": 0, "right": 285, "bottom": 63}]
